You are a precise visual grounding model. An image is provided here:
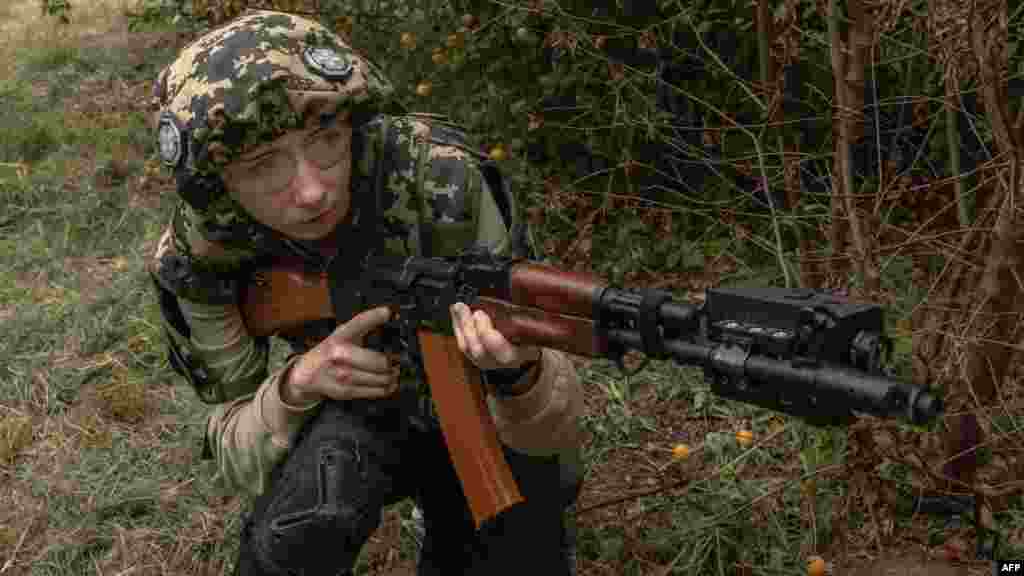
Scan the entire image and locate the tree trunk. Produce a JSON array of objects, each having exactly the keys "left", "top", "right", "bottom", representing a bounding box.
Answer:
[{"left": 828, "top": 0, "right": 878, "bottom": 292}]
